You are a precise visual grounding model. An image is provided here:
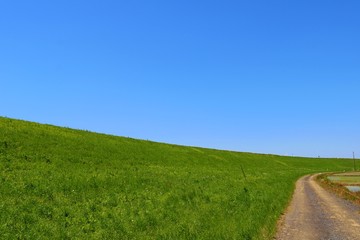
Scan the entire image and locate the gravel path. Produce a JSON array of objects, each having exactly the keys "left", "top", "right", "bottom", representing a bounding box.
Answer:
[{"left": 276, "top": 174, "right": 360, "bottom": 240}]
